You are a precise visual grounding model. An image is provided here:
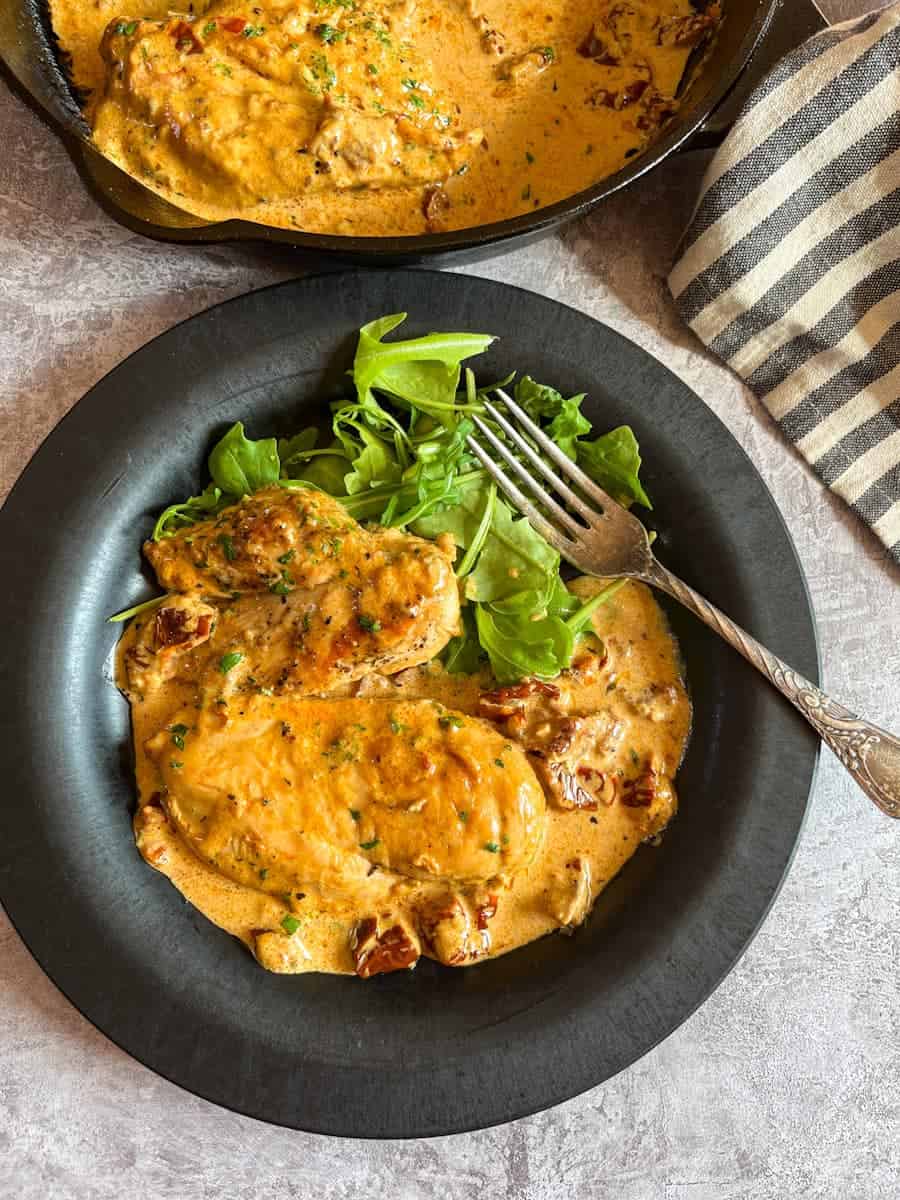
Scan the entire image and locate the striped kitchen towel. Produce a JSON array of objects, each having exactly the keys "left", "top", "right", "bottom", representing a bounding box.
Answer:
[{"left": 669, "top": 3, "right": 900, "bottom": 562}]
